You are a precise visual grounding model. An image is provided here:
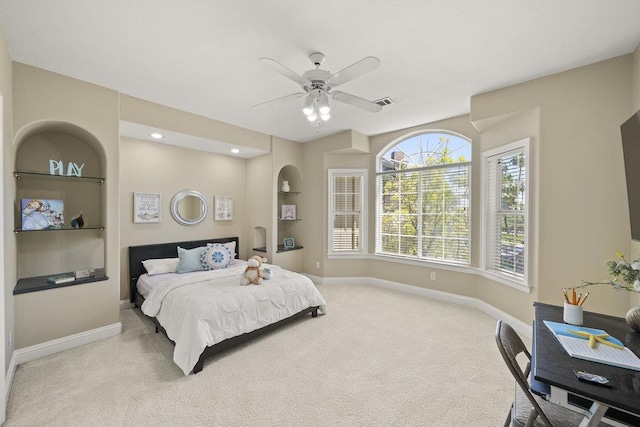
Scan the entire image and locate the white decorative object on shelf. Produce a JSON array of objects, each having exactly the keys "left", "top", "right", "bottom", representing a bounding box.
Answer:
[{"left": 281, "top": 180, "right": 290, "bottom": 192}]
